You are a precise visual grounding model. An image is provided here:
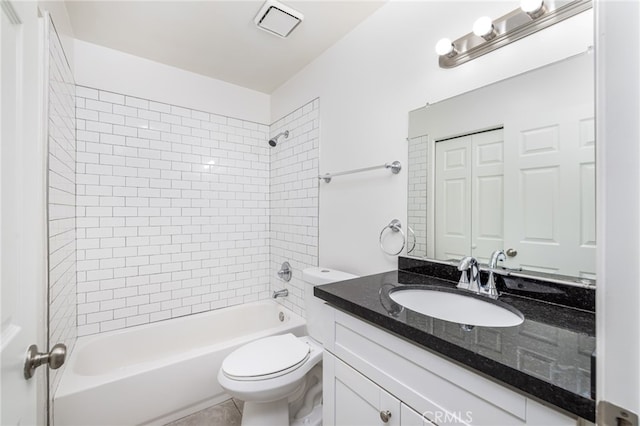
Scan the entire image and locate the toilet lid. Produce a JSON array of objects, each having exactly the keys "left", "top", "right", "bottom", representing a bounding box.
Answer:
[{"left": 222, "top": 333, "right": 310, "bottom": 379}]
